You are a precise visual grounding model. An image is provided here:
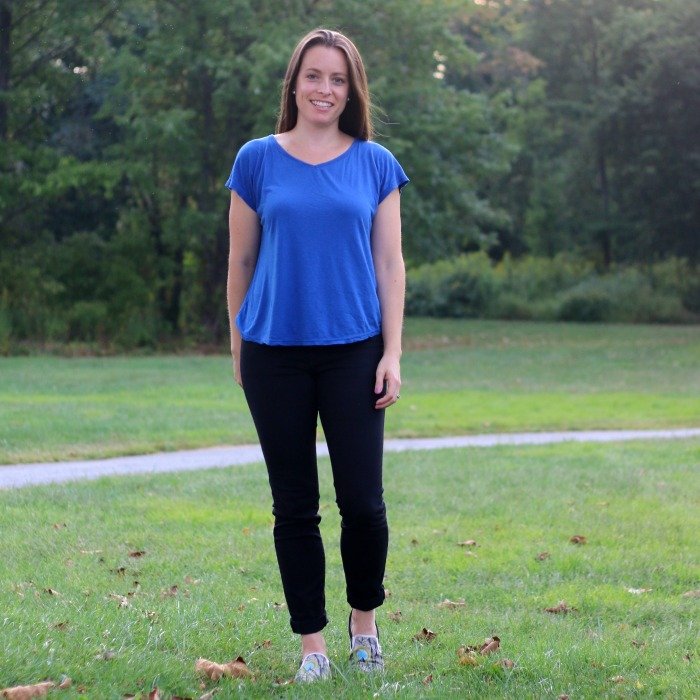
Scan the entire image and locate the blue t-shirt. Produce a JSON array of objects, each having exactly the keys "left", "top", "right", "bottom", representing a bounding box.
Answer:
[{"left": 225, "top": 134, "right": 408, "bottom": 345}]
